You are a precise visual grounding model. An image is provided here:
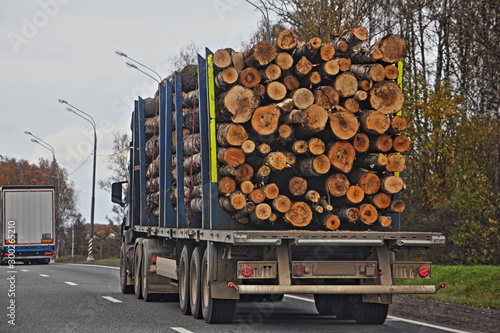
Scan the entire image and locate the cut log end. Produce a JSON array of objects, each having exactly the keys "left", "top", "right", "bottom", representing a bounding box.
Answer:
[
  {"left": 359, "top": 204, "right": 378, "bottom": 225},
  {"left": 323, "top": 214, "right": 341, "bottom": 230},
  {"left": 326, "top": 174, "right": 350, "bottom": 197},
  {"left": 284, "top": 202, "right": 313, "bottom": 227}
]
